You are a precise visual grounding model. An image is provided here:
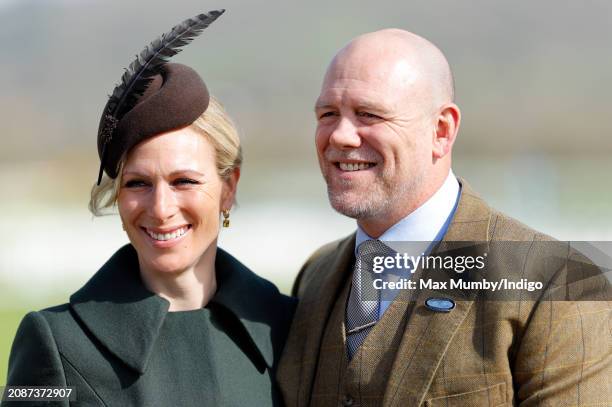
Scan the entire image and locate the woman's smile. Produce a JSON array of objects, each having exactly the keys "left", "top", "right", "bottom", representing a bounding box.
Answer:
[
  {"left": 118, "top": 127, "right": 231, "bottom": 275},
  {"left": 141, "top": 224, "right": 193, "bottom": 247}
]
